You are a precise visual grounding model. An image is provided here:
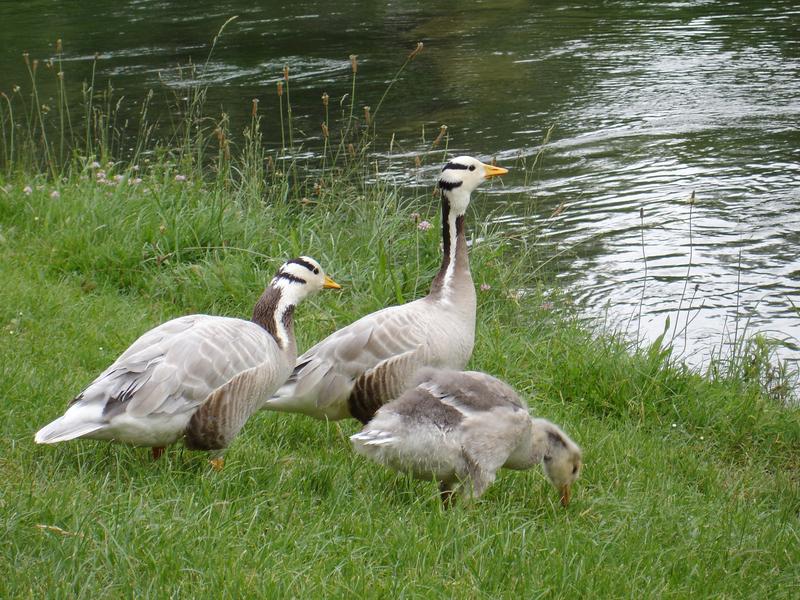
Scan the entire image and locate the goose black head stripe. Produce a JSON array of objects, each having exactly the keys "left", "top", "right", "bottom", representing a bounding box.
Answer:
[{"left": 287, "top": 257, "right": 320, "bottom": 275}]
